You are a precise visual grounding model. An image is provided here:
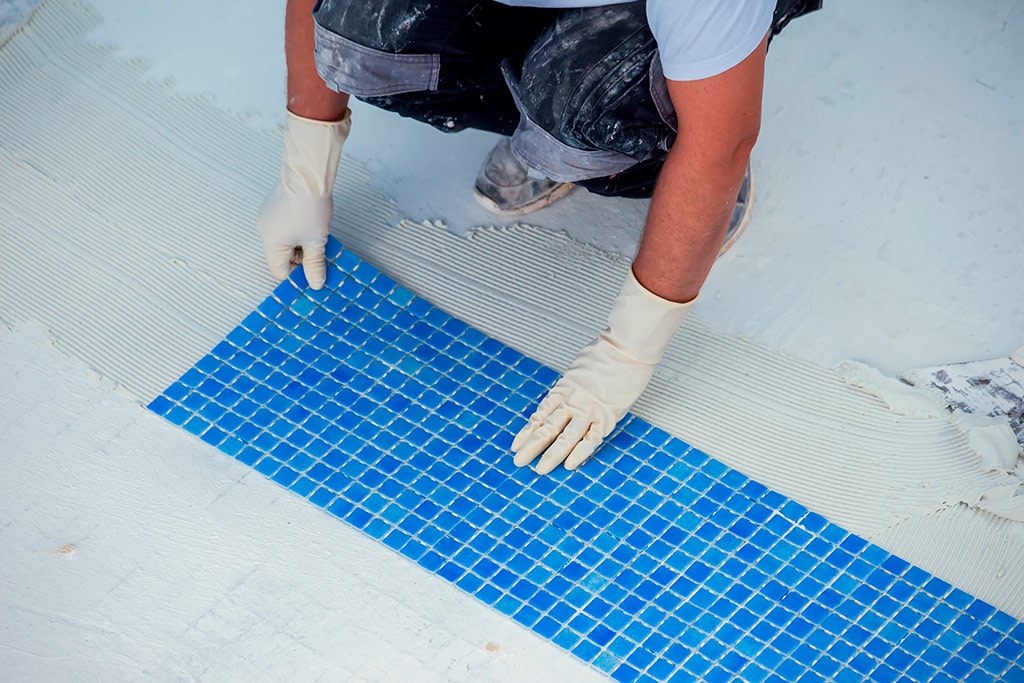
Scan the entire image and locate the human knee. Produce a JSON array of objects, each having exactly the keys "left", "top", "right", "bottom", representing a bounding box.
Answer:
[
  {"left": 507, "top": 6, "right": 674, "bottom": 183},
  {"left": 311, "top": 0, "right": 440, "bottom": 98}
]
